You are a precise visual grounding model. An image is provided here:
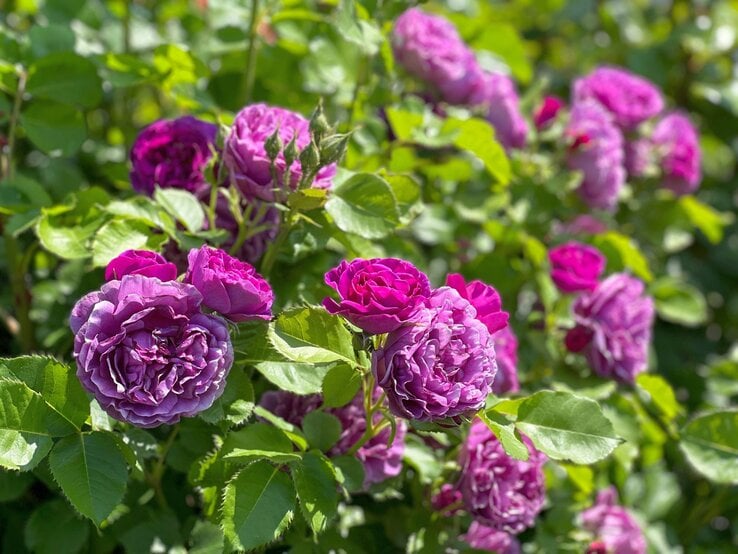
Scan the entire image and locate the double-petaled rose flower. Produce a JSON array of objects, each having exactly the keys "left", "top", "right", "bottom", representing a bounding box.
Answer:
[
  {"left": 323, "top": 257, "right": 431, "bottom": 335},
  {"left": 652, "top": 112, "right": 702, "bottom": 196},
  {"left": 491, "top": 326, "right": 520, "bottom": 395},
  {"left": 580, "top": 488, "right": 646, "bottom": 554},
  {"left": 258, "top": 389, "right": 406, "bottom": 487},
  {"left": 185, "top": 246, "right": 273, "bottom": 323},
  {"left": 566, "top": 101, "right": 626, "bottom": 211},
  {"left": 392, "top": 8, "right": 481, "bottom": 105},
  {"left": 459, "top": 419, "right": 546, "bottom": 534},
  {"left": 105, "top": 249, "right": 178, "bottom": 282},
  {"left": 130, "top": 116, "right": 218, "bottom": 196},
  {"left": 70, "top": 275, "right": 233, "bottom": 427},
  {"left": 223, "top": 103, "right": 335, "bottom": 201},
  {"left": 372, "top": 286, "right": 497, "bottom": 421},
  {"left": 573, "top": 67, "right": 663, "bottom": 131},
  {"left": 548, "top": 241, "right": 606, "bottom": 293},
  {"left": 566, "top": 273, "right": 654, "bottom": 384},
  {"left": 462, "top": 521, "right": 521, "bottom": 554},
  {"left": 534, "top": 95, "right": 566, "bottom": 130},
  {"left": 468, "top": 71, "right": 528, "bottom": 150}
]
